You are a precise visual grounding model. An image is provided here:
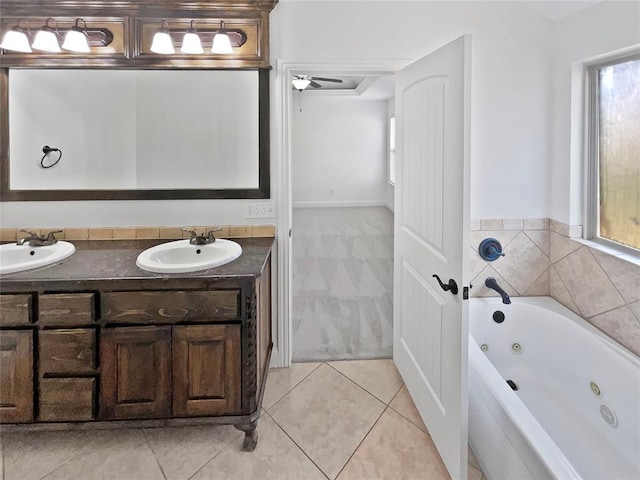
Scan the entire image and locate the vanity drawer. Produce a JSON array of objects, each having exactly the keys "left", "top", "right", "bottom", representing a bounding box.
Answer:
[
  {"left": 101, "top": 290, "right": 240, "bottom": 324},
  {"left": 39, "top": 293, "right": 95, "bottom": 326},
  {"left": 39, "top": 378, "right": 96, "bottom": 422},
  {"left": 39, "top": 329, "right": 96, "bottom": 374},
  {"left": 0, "top": 294, "right": 32, "bottom": 326}
]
